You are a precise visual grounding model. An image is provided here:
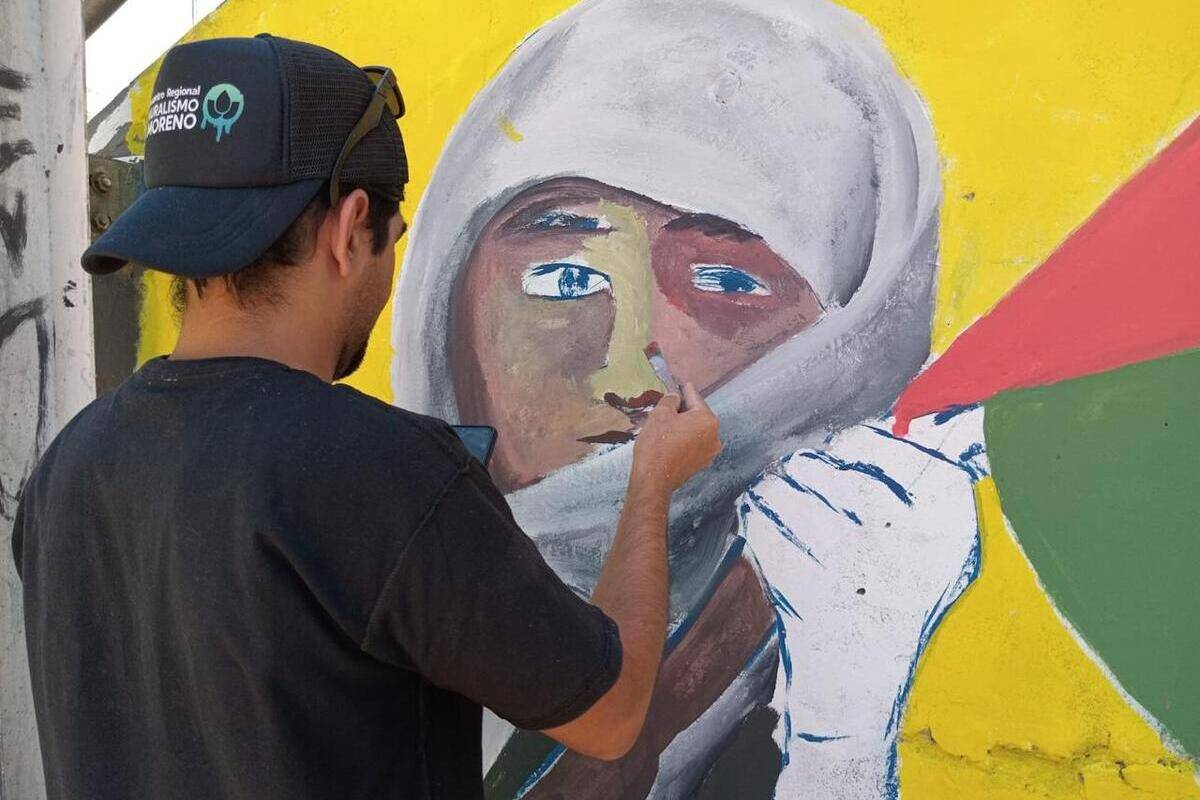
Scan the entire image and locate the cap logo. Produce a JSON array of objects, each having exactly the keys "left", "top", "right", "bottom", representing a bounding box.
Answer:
[{"left": 201, "top": 83, "right": 245, "bottom": 142}]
